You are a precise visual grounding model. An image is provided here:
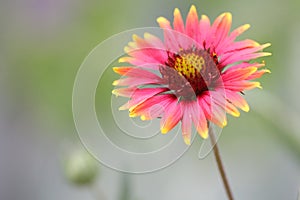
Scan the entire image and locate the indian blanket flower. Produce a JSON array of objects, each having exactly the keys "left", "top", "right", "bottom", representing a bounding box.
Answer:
[{"left": 112, "top": 5, "right": 271, "bottom": 145}]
